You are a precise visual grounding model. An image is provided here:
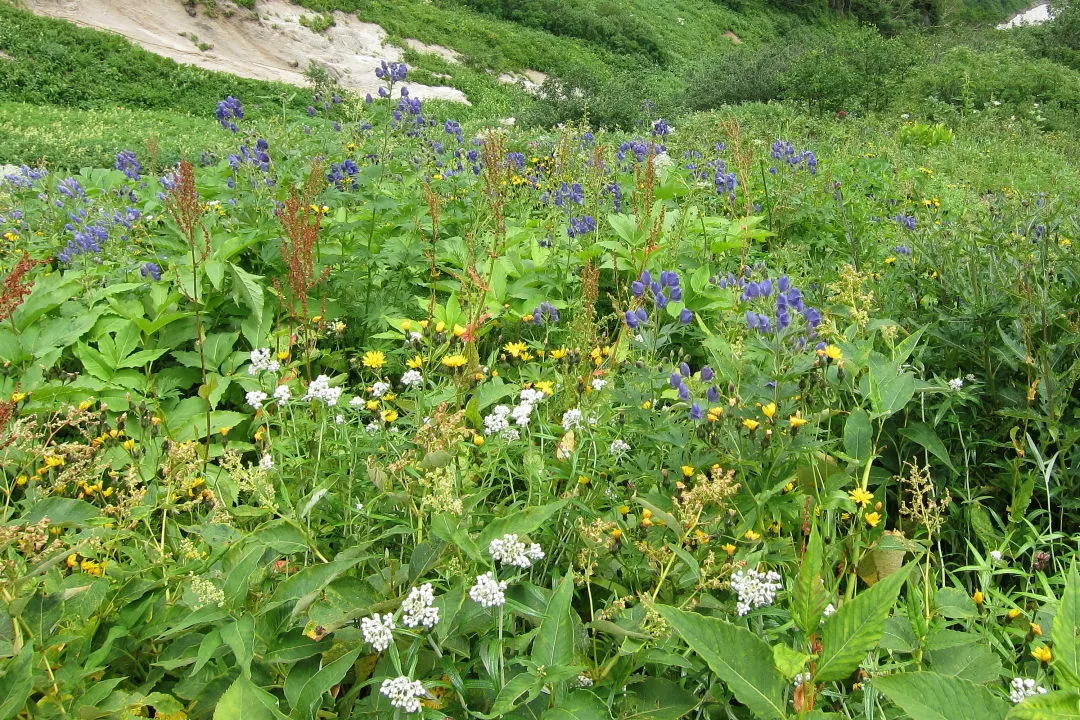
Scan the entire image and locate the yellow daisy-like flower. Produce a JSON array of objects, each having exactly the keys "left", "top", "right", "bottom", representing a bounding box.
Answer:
[
  {"left": 366, "top": 399, "right": 380, "bottom": 411},
  {"left": 617, "top": 505, "right": 630, "bottom": 515},
  {"left": 504, "top": 341, "right": 528, "bottom": 358},
  {"left": 472, "top": 434, "right": 484, "bottom": 446},
  {"left": 453, "top": 324, "right": 465, "bottom": 338},
  {"left": 744, "top": 529, "right": 761, "bottom": 541},
  {"left": 406, "top": 354, "right": 424, "bottom": 369},
  {"left": 381, "top": 409, "right": 398, "bottom": 423},
  {"left": 1007, "top": 608, "right": 1021, "bottom": 620},
  {"left": 1030, "top": 622, "right": 1043, "bottom": 636},
  {"left": 362, "top": 350, "right": 386, "bottom": 369},
  {"left": 550, "top": 347, "right": 568, "bottom": 360},
  {"left": 681, "top": 465, "right": 695, "bottom": 477},
  {"left": 789, "top": 413, "right": 808, "bottom": 430},
  {"left": 1031, "top": 645, "right": 1052, "bottom": 663},
  {"left": 885, "top": 256, "right": 896, "bottom": 265},
  {"left": 824, "top": 345, "right": 843, "bottom": 361},
  {"left": 864, "top": 511, "right": 882, "bottom": 528},
  {"left": 400, "top": 319, "right": 413, "bottom": 331},
  {"left": 707, "top": 407, "right": 723, "bottom": 422},
  {"left": 435, "top": 321, "right": 446, "bottom": 333},
  {"left": 742, "top": 418, "right": 760, "bottom": 431},
  {"left": 849, "top": 488, "right": 874, "bottom": 507},
  {"left": 535, "top": 380, "right": 554, "bottom": 396},
  {"left": 972, "top": 590, "right": 984, "bottom": 605},
  {"left": 761, "top": 402, "right": 777, "bottom": 420},
  {"left": 722, "top": 543, "right": 737, "bottom": 555},
  {"left": 442, "top": 354, "right": 467, "bottom": 369}
]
